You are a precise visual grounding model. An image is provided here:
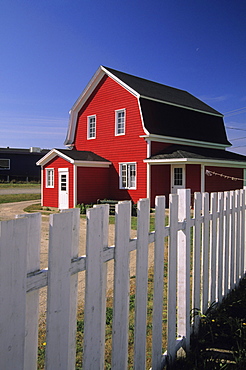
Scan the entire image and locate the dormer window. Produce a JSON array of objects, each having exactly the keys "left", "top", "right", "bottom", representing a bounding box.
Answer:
[
  {"left": 87, "top": 115, "right": 96, "bottom": 139},
  {"left": 115, "top": 109, "right": 125, "bottom": 136}
]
